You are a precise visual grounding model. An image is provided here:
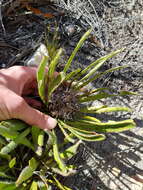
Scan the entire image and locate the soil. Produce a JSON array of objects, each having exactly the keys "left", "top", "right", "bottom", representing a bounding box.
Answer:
[{"left": 0, "top": 0, "right": 143, "bottom": 190}]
